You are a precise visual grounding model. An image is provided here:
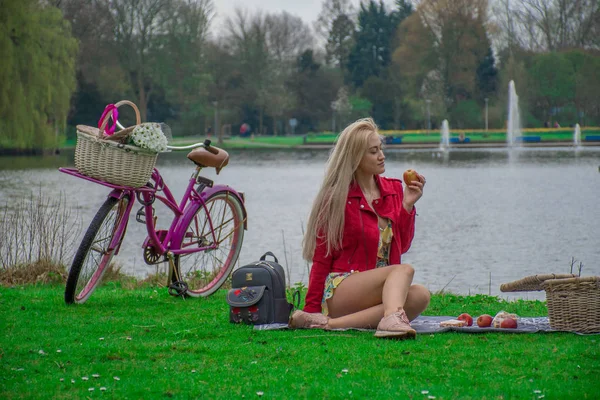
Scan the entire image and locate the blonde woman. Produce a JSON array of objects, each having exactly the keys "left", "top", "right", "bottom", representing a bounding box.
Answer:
[{"left": 289, "top": 118, "right": 430, "bottom": 339}]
